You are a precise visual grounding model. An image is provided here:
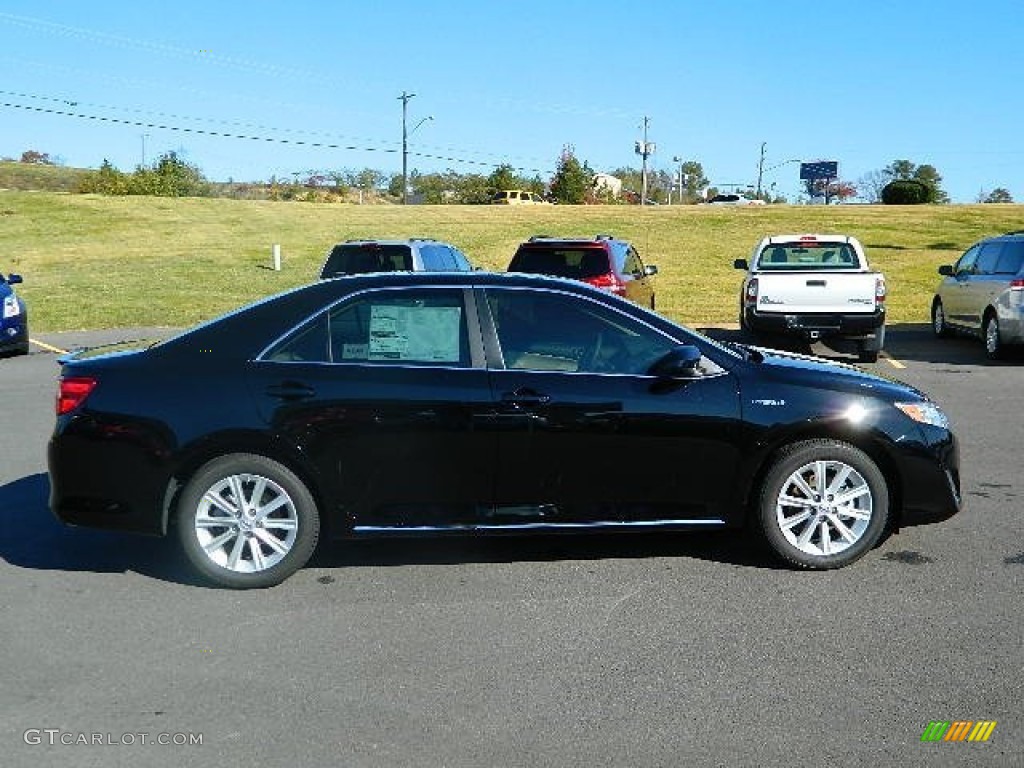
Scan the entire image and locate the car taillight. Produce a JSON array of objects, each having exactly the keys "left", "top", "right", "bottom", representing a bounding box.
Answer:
[
  {"left": 875, "top": 277, "right": 886, "bottom": 305},
  {"left": 745, "top": 278, "right": 759, "bottom": 305},
  {"left": 57, "top": 377, "right": 97, "bottom": 415},
  {"left": 1010, "top": 278, "right": 1024, "bottom": 290},
  {"left": 585, "top": 273, "right": 627, "bottom": 296}
]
